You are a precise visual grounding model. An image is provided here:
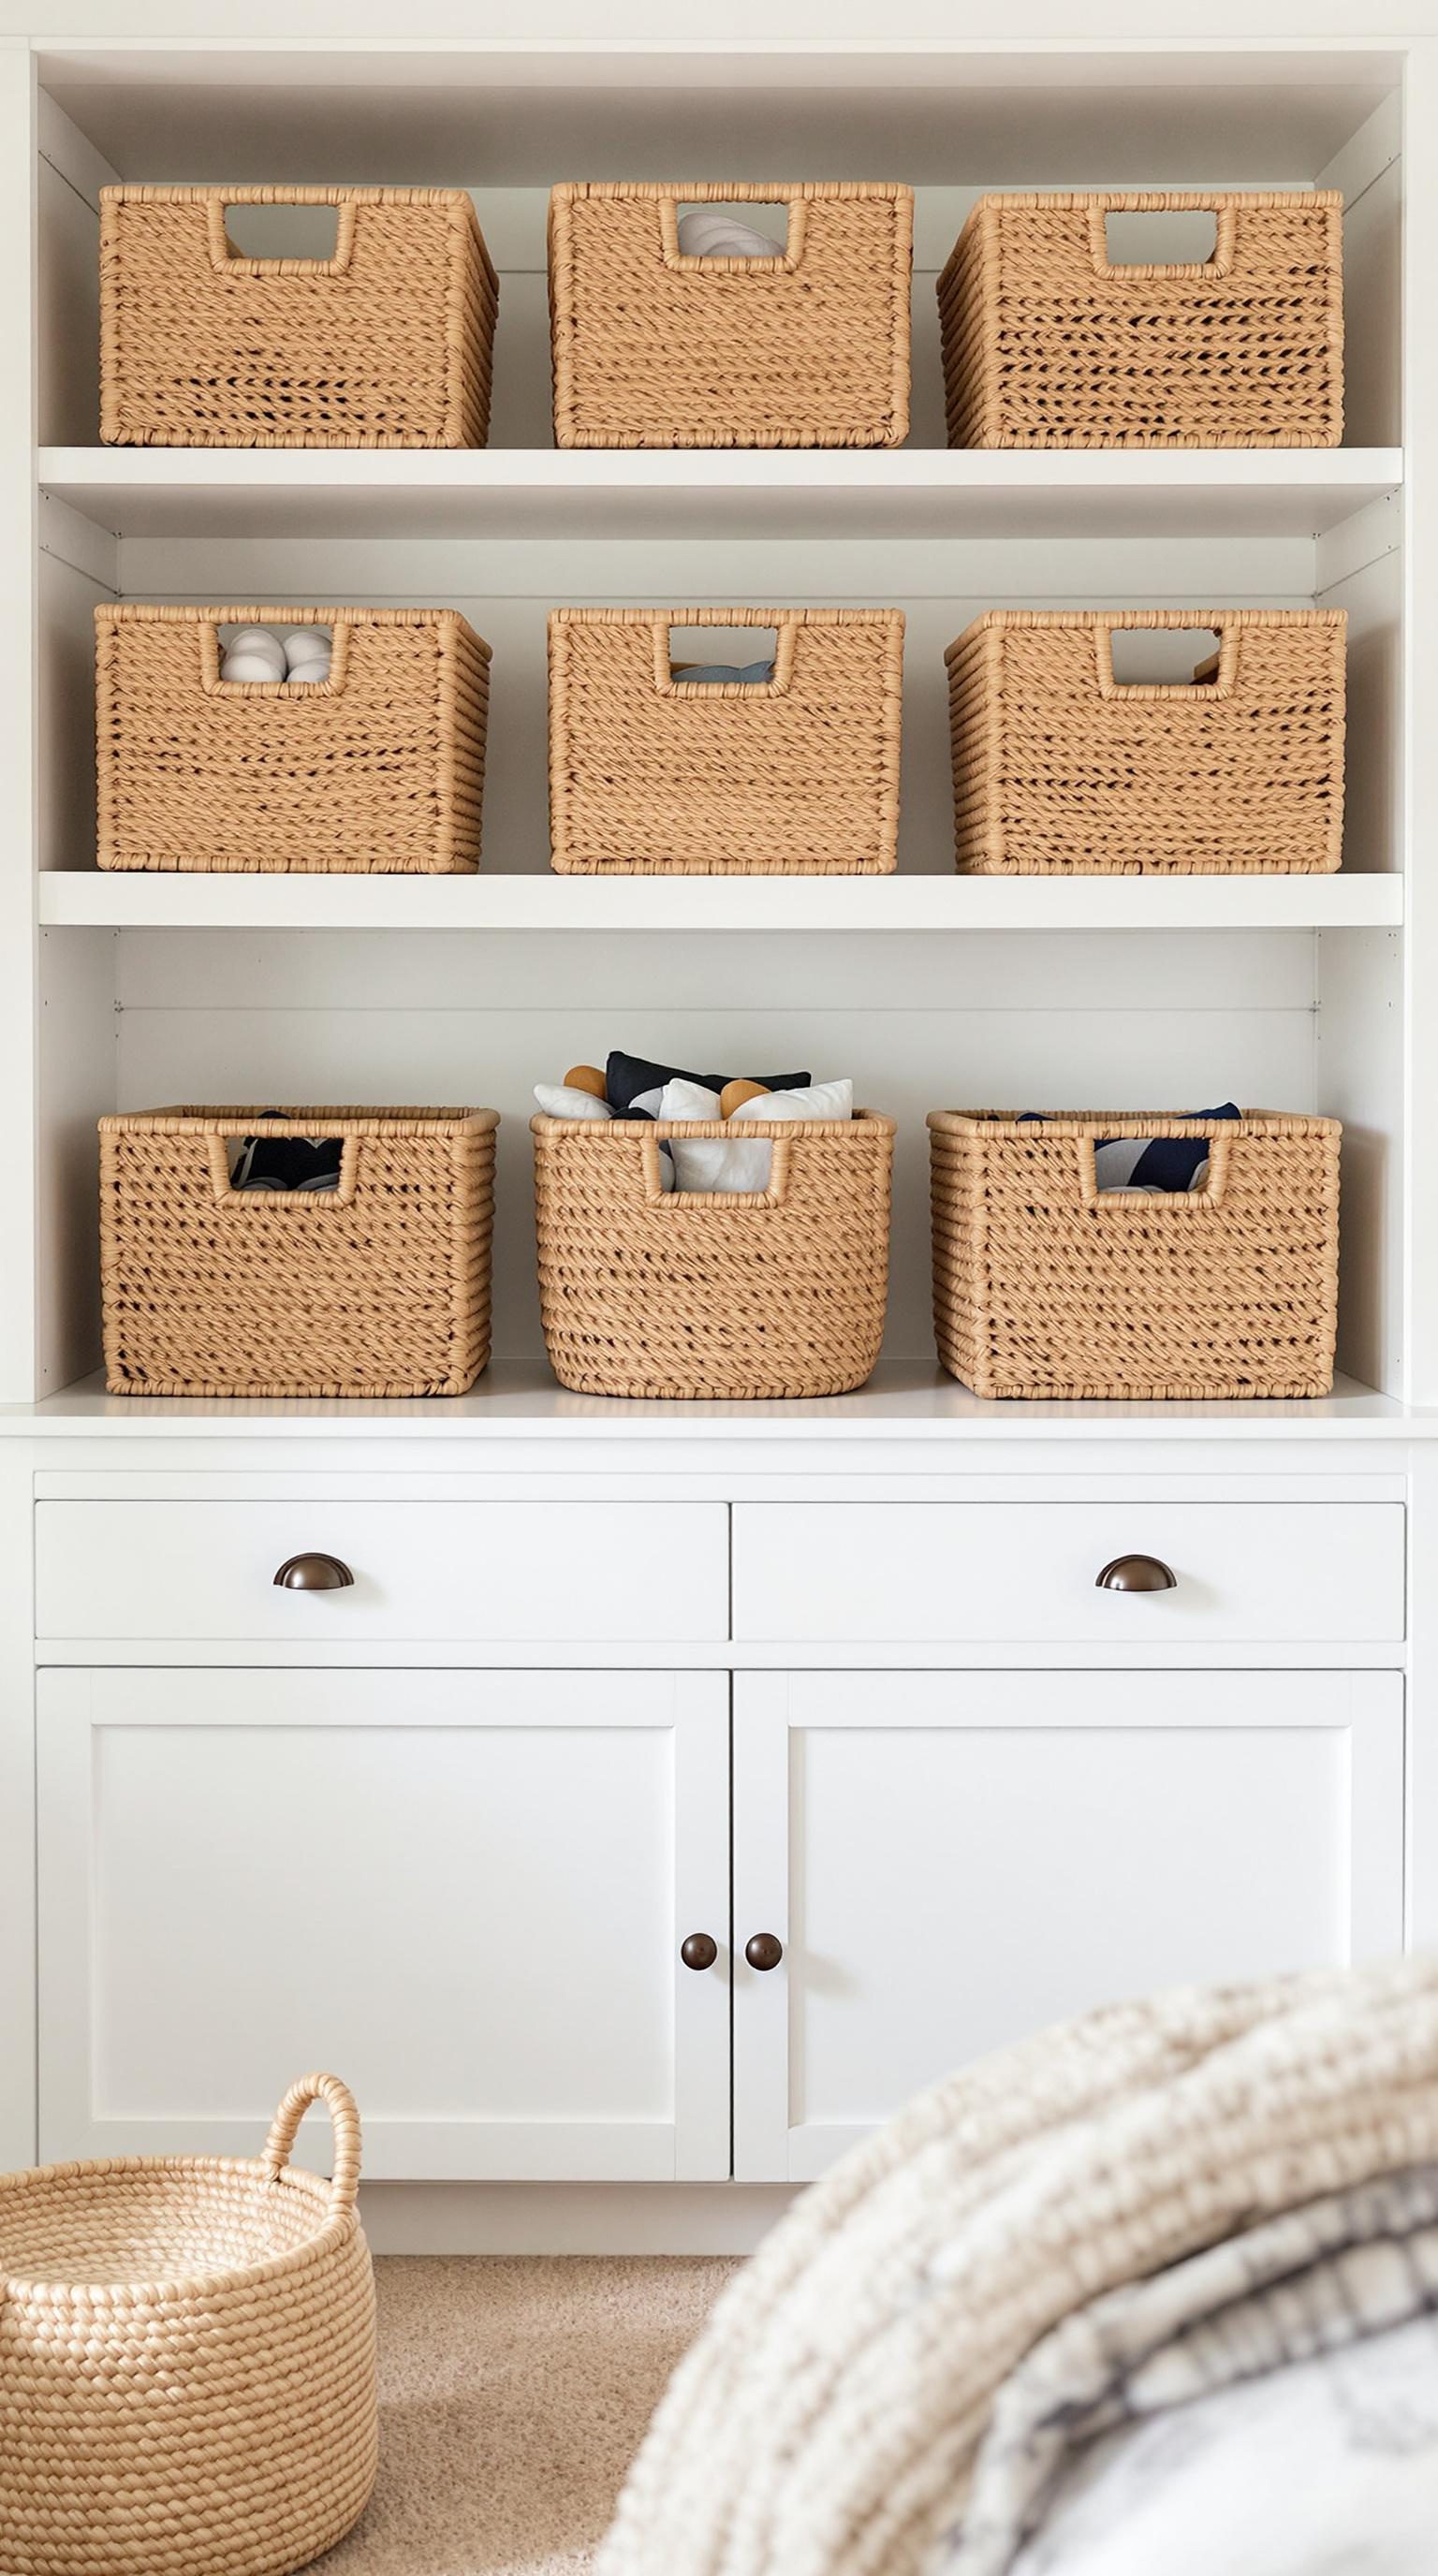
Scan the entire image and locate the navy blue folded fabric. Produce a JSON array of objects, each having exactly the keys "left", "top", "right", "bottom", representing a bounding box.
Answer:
[
  {"left": 606, "top": 1052, "right": 812, "bottom": 1118},
  {"left": 1019, "top": 1105, "right": 1241, "bottom": 1193}
]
